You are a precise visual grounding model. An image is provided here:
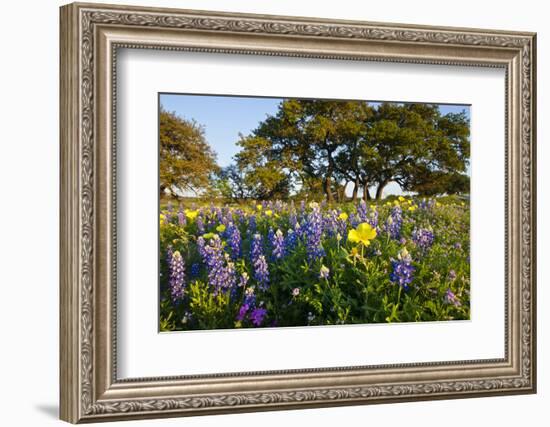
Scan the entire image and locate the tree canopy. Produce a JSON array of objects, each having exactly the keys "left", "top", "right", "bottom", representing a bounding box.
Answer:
[
  {"left": 227, "top": 100, "right": 470, "bottom": 201},
  {"left": 159, "top": 109, "right": 219, "bottom": 198}
]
